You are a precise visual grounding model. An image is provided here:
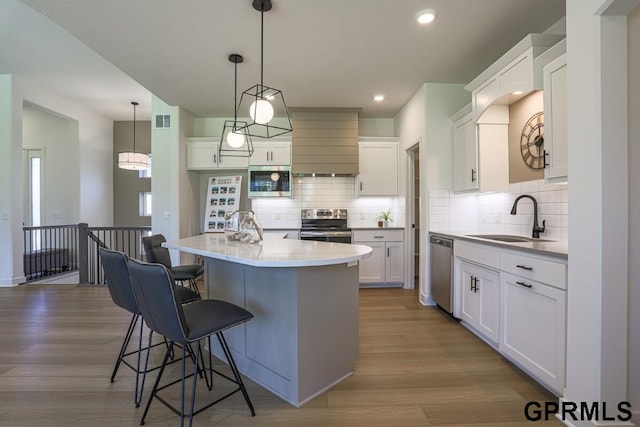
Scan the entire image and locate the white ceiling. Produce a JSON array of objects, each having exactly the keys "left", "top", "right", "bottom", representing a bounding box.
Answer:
[{"left": 3, "top": 0, "right": 565, "bottom": 121}]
